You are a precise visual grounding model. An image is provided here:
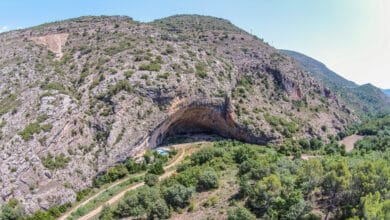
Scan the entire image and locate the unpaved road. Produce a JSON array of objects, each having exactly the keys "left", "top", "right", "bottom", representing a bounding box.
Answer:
[
  {"left": 58, "top": 173, "right": 143, "bottom": 220},
  {"left": 70, "top": 142, "right": 197, "bottom": 220},
  {"left": 339, "top": 134, "right": 364, "bottom": 152}
]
